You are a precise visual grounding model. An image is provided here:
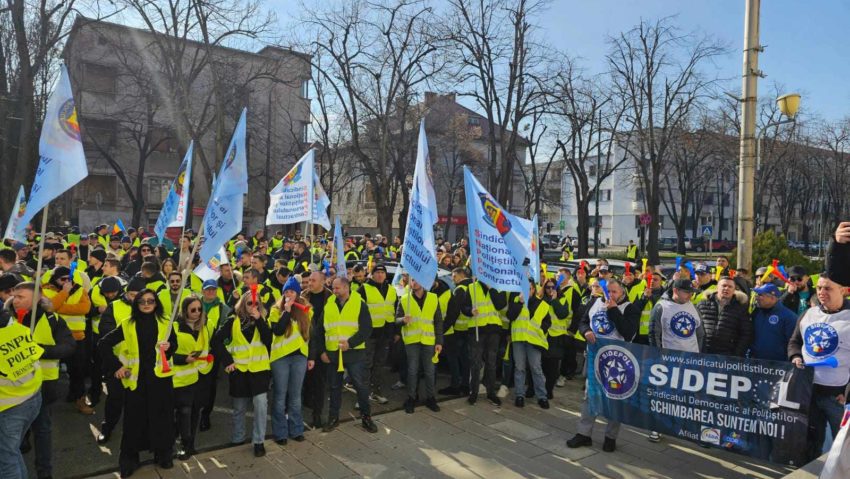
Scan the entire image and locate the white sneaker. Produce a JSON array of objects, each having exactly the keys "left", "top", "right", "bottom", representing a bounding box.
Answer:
[
  {"left": 496, "top": 385, "right": 509, "bottom": 398},
  {"left": 391, "top": 381, "right": 406, "bottom": 390},
  {"left": 556, "top": 376, "right": 566, "bottom": 388},
  {"left": 343, "top": 383, "right": 356, "bottom": 394},
  {"left": 354, "top": 402, "right": 360, "bottom": 410},
  {"left": 371, "top": 393, "right": 389, "bottom": 405},
  {"left": 648, "top": 431, "right": 661, "bottom": 443},
  {"left": 478, "top": 384, "right": 487, "bottom": 395}
]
